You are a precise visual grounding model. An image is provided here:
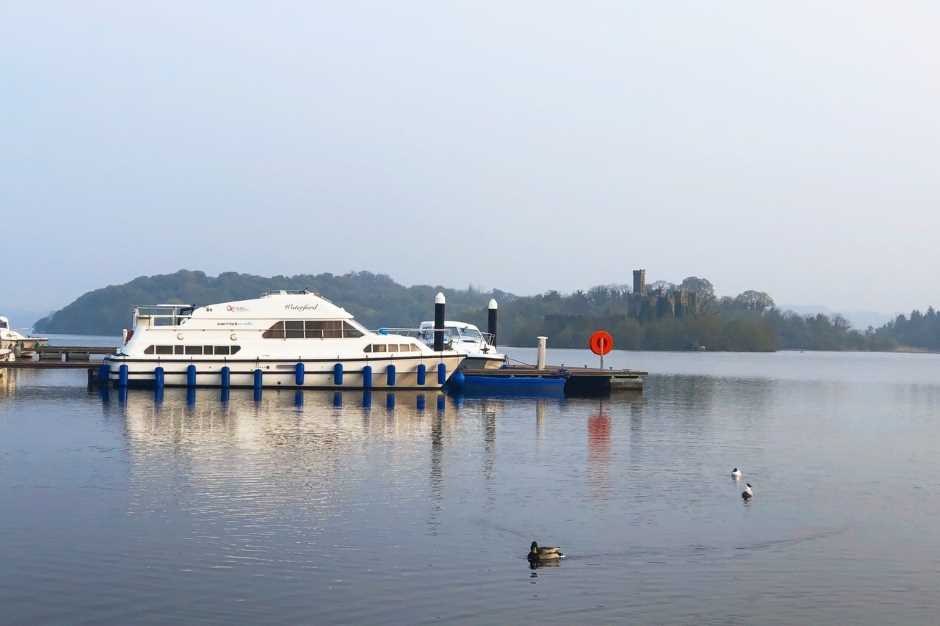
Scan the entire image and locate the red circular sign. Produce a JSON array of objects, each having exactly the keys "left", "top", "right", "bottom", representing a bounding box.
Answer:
[{"left": 589, "top": 330, "right": 613, "bottom": 356}]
